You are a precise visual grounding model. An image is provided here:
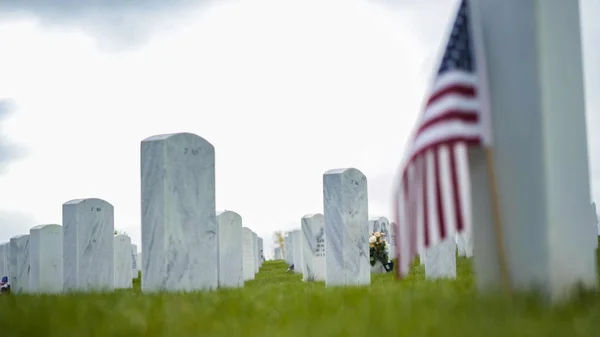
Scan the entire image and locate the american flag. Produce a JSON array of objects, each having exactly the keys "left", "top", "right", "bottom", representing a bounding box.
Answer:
[{"left": 394, "top": 0, "right": 487, "bottom": 278}]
